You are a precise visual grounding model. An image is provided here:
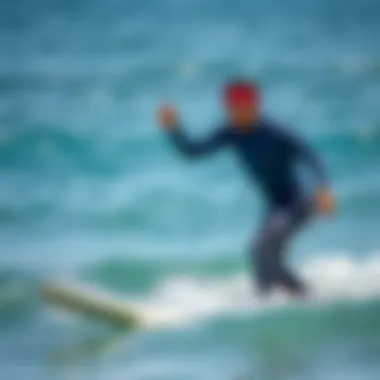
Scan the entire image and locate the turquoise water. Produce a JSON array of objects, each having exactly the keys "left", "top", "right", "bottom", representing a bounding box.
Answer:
[{"left": 1, "top": 0, "right": 380, "bottom": 379}]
